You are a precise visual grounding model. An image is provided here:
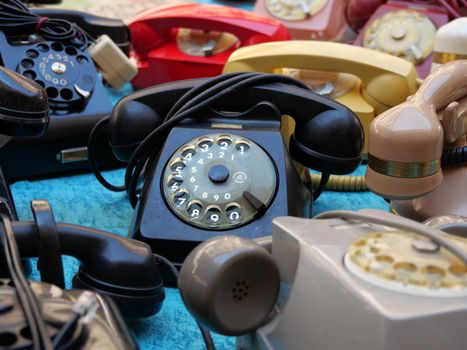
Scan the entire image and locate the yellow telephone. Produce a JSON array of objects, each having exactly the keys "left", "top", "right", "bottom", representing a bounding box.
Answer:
[{"left": 223, "top": 41, "right": 420, "bottom": 153}]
